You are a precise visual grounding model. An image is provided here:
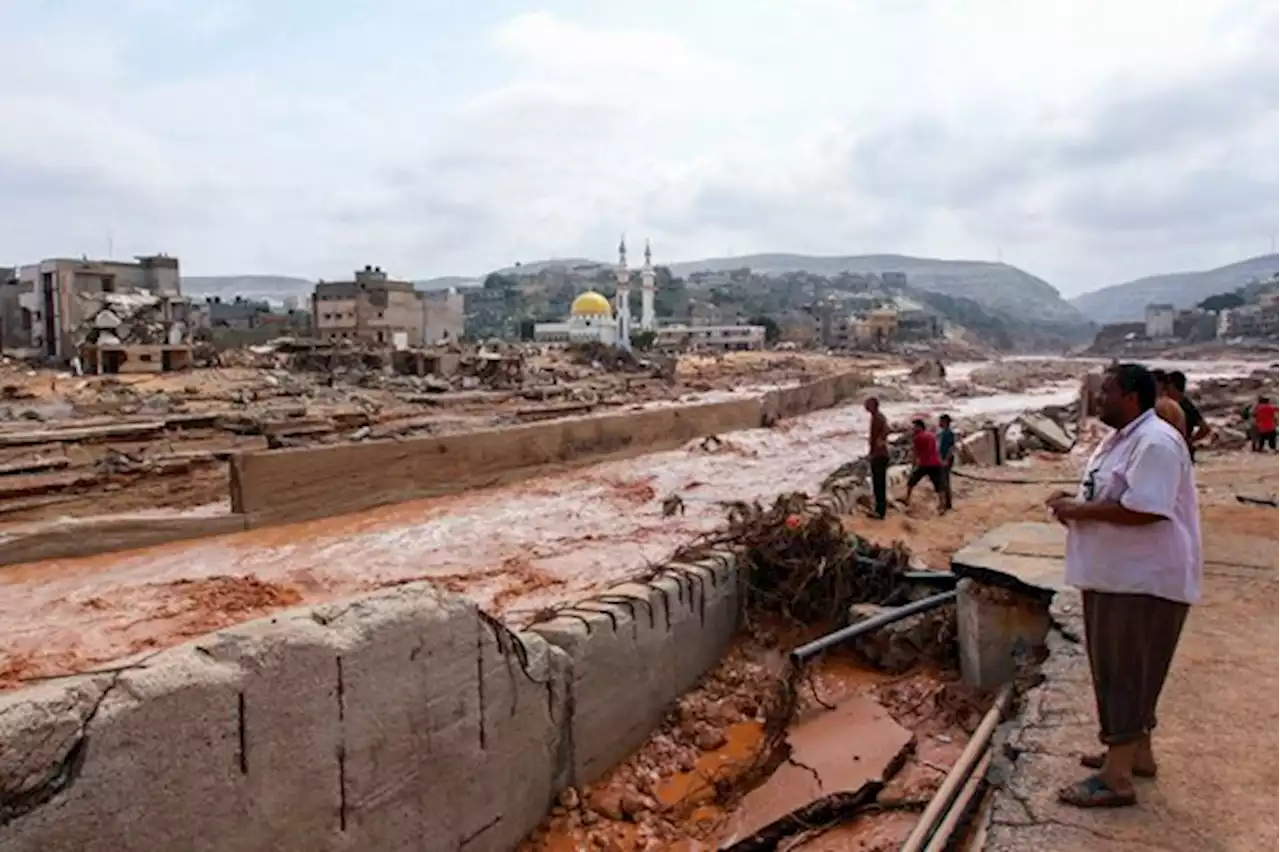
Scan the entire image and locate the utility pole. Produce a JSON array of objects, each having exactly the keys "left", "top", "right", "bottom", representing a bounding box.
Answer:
[{"left": 107, "top": 232, "right": 114, "bottom": 260}]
